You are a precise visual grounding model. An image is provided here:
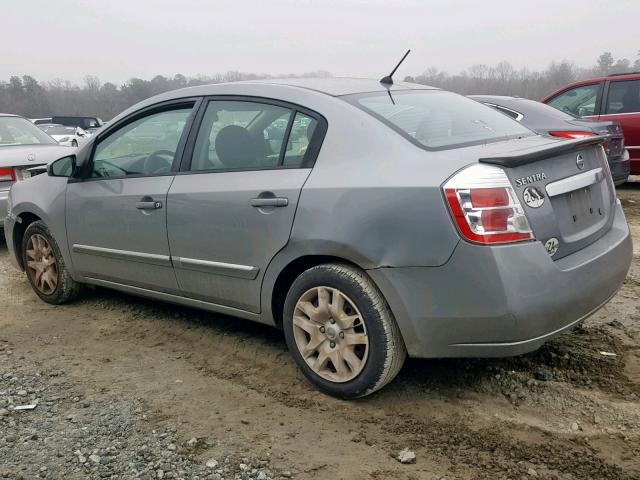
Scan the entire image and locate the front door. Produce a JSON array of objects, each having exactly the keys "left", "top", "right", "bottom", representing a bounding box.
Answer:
[
  {"left": 167, "top": 98, "right": 324, "bottom": 312},
  {"left": 66, "top": 103, "right": 196, "bottom": 293}
]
